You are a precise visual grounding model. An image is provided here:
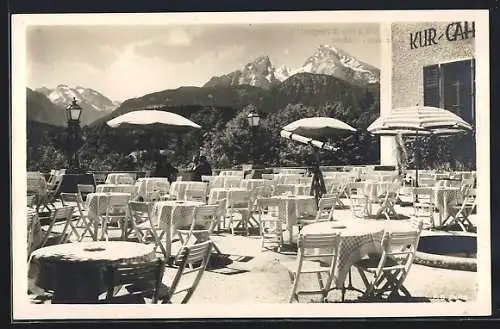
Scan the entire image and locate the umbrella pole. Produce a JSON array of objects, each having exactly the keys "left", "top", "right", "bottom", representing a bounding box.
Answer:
[
  {"left": 309, "top": 148, "right": 326, "bottom": 207},
  {"left": 415, "top": 130, "right": 419, "bottom": 188}
]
